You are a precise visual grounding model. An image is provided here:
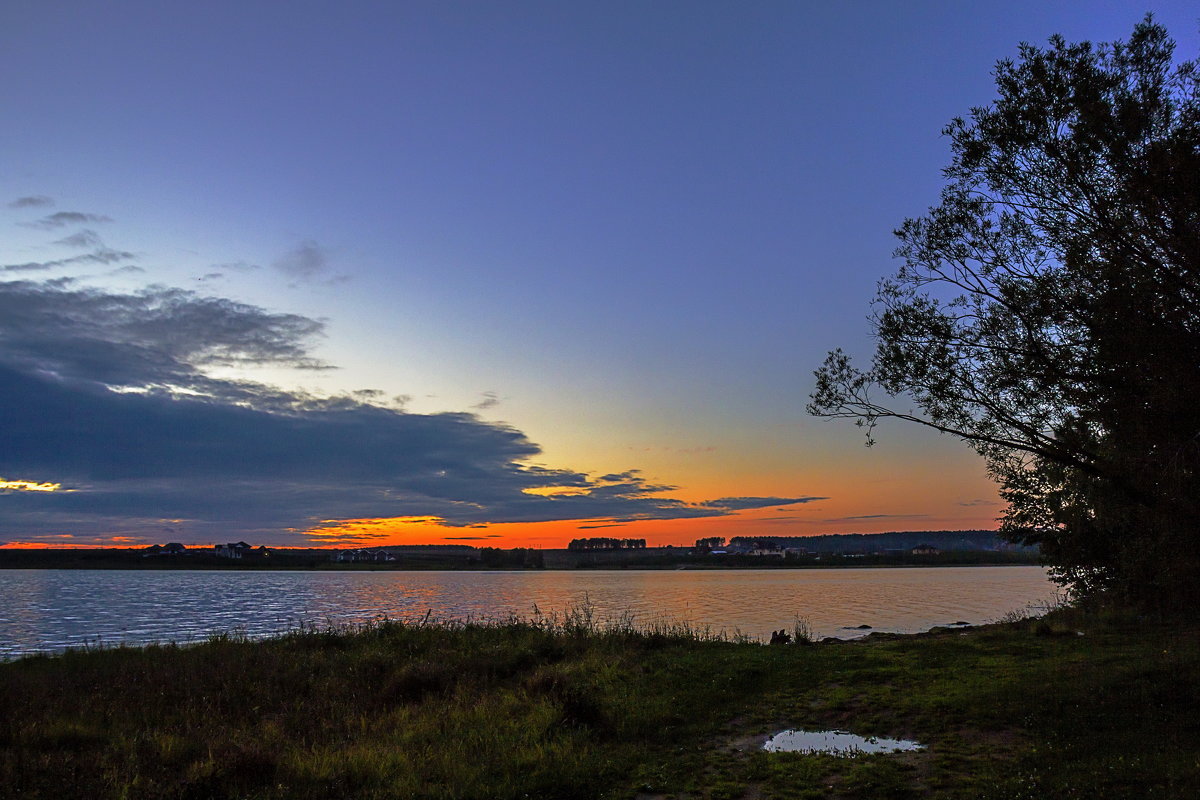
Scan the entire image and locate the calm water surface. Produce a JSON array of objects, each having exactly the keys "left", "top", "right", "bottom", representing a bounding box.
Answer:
[{"left": 0, "top": 567, "right": 1056, "bottom": 659}]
